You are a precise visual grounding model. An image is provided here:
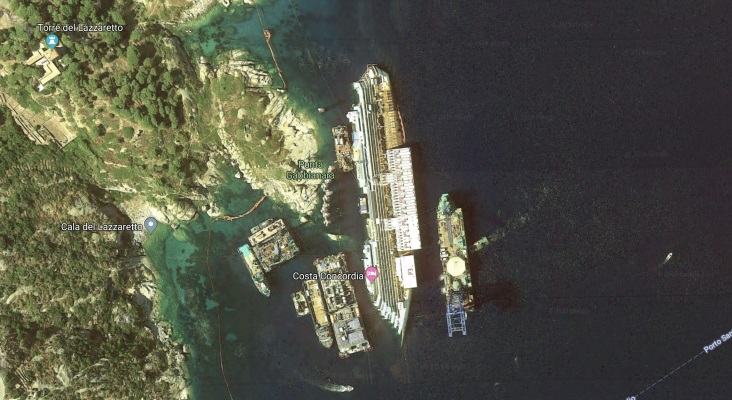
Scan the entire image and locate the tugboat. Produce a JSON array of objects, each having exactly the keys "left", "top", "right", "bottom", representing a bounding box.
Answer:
[{"left": 238, "top": 244, "right": 270, "bottom": 297}]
